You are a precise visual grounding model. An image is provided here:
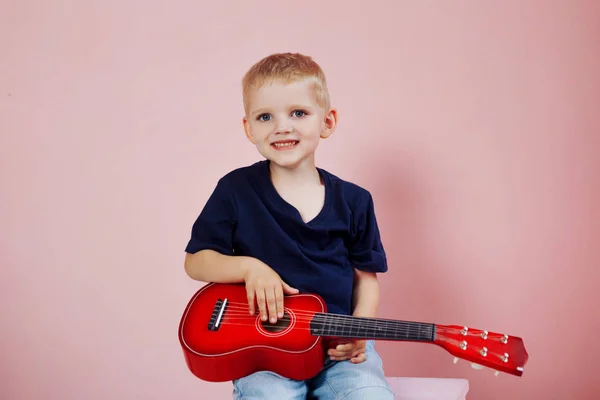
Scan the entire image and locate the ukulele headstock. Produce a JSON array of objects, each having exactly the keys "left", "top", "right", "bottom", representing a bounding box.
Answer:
[{"left": 434, "top": 324, "right": 528, "bottom": 377}]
